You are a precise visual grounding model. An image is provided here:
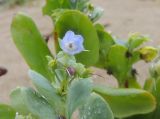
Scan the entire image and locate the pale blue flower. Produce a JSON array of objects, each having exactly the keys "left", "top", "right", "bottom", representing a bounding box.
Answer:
[{"left": 60, "top": 30, "right": 85, "bottom": 55}]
